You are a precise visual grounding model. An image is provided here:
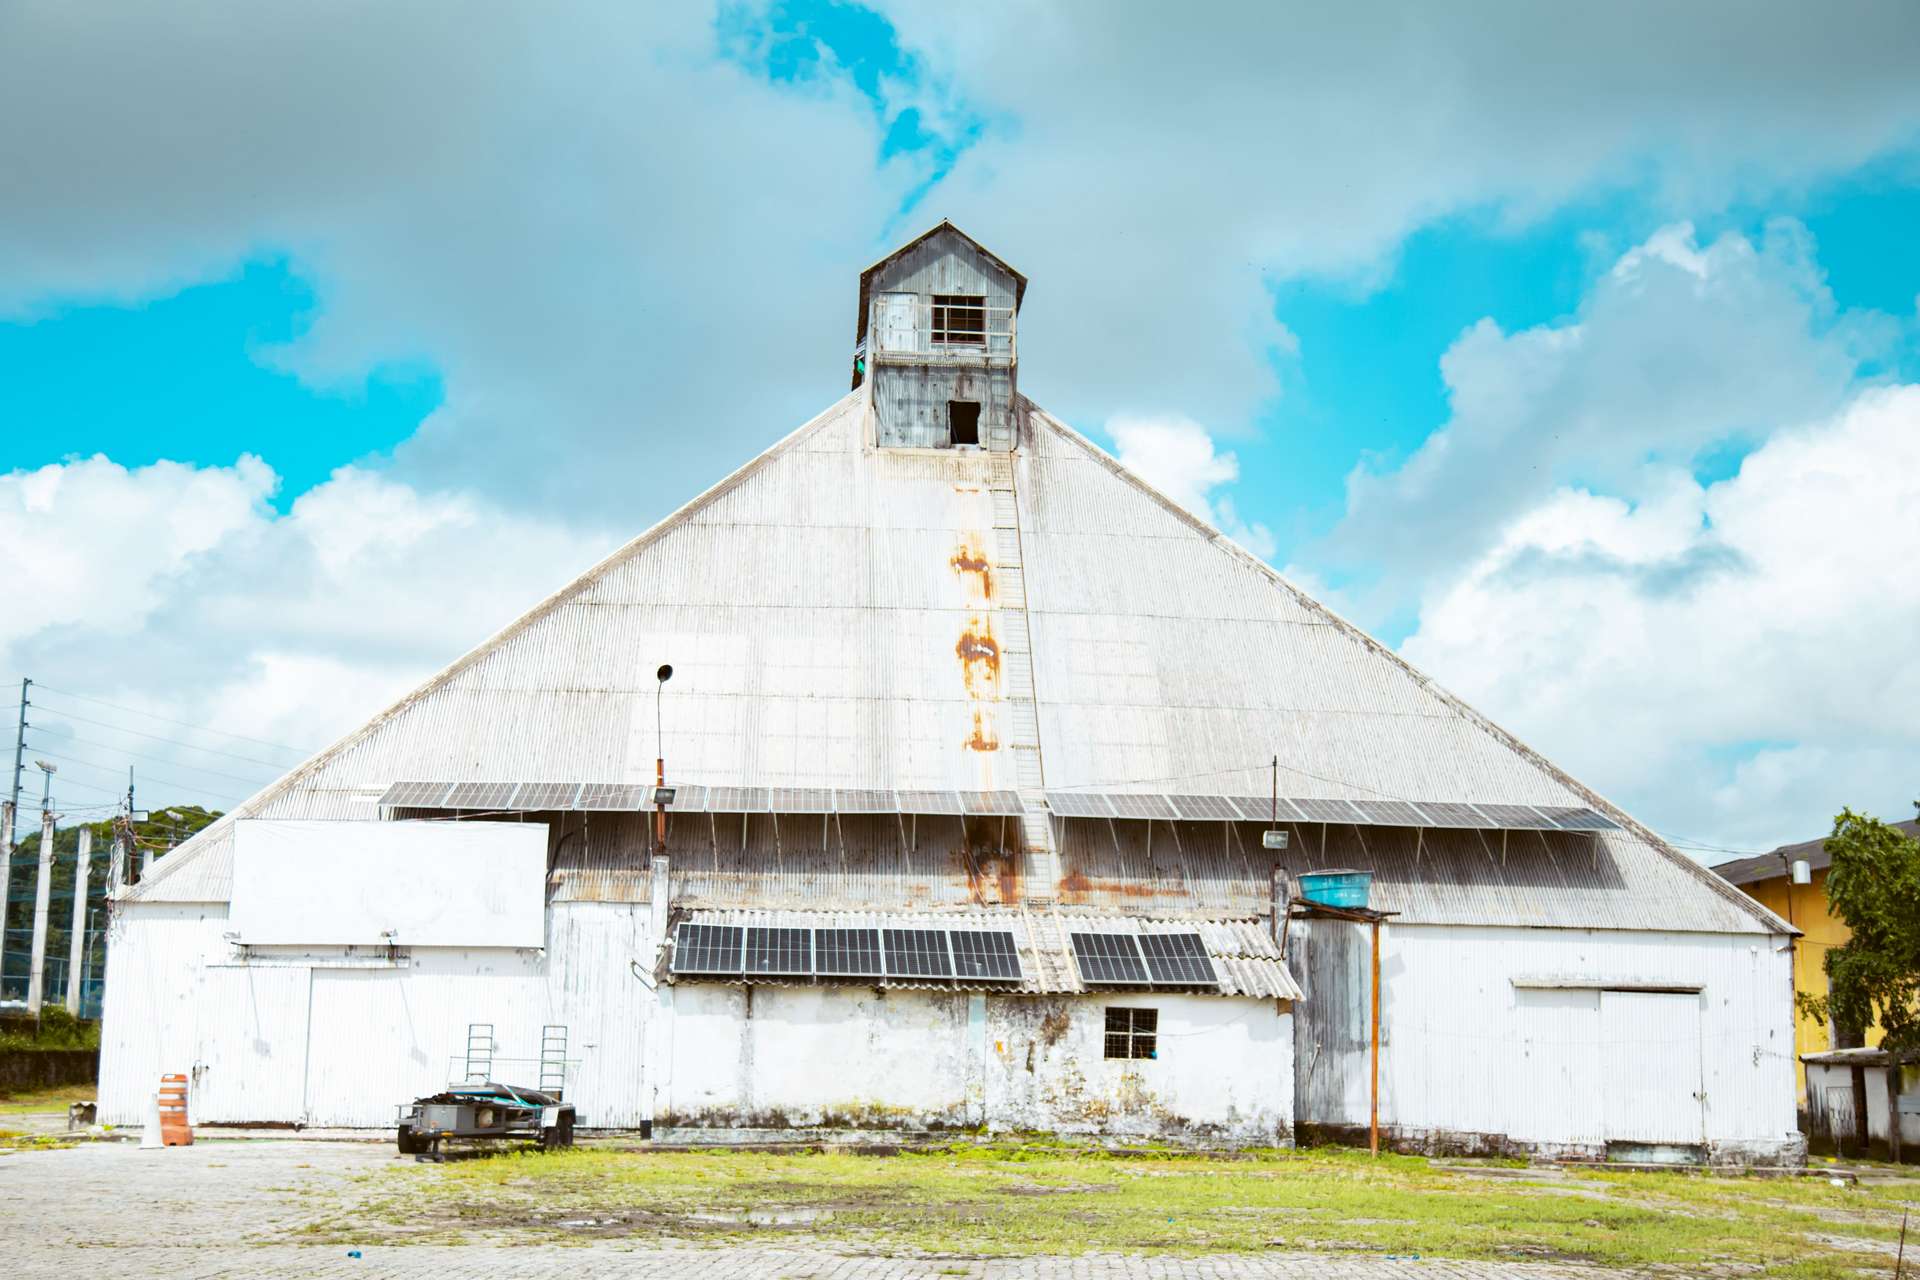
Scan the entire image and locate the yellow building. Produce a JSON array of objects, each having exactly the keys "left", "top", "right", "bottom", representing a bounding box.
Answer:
[{"left": 1715, "top": 819, "right": 1916, "bottom": 1103}]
